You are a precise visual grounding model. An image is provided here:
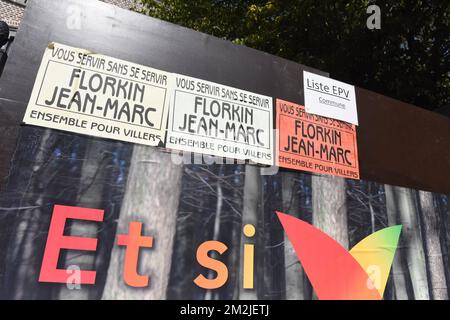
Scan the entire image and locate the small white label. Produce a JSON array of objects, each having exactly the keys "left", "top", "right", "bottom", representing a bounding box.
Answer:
[{"left": 303, "top": 71, "right": 358, "bottom": 125}]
